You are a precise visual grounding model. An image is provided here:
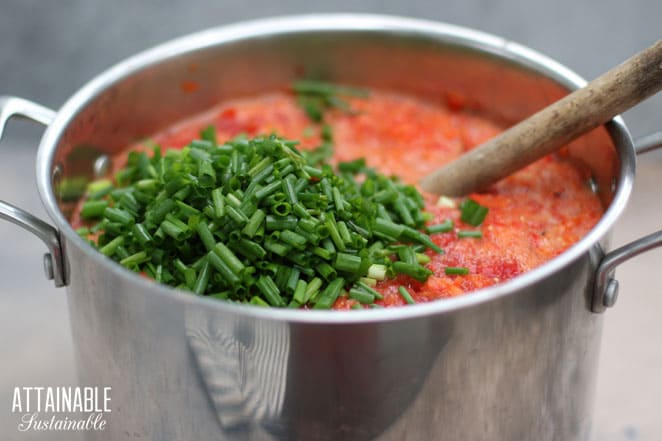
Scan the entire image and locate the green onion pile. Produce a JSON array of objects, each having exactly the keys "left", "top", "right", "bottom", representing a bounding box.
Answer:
[{"left": 77, "top": 131, "right": 444, "bottom": 309}]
